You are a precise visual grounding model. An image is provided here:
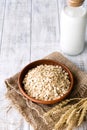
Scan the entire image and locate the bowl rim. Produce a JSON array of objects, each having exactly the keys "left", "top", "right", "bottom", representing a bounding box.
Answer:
[{"left": 18, "top": 59, "right": 74, "bottom": 104}]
